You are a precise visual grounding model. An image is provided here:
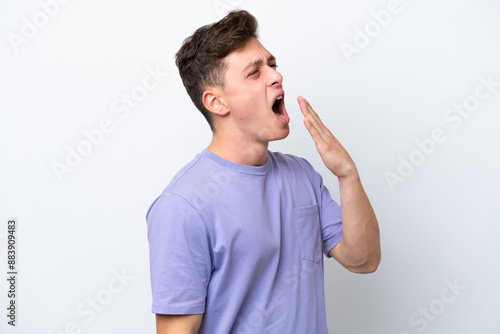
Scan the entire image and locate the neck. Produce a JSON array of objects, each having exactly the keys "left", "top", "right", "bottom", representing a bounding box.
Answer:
[{"left": 206, "top": 132, "right": 269, "bottom": 166}]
